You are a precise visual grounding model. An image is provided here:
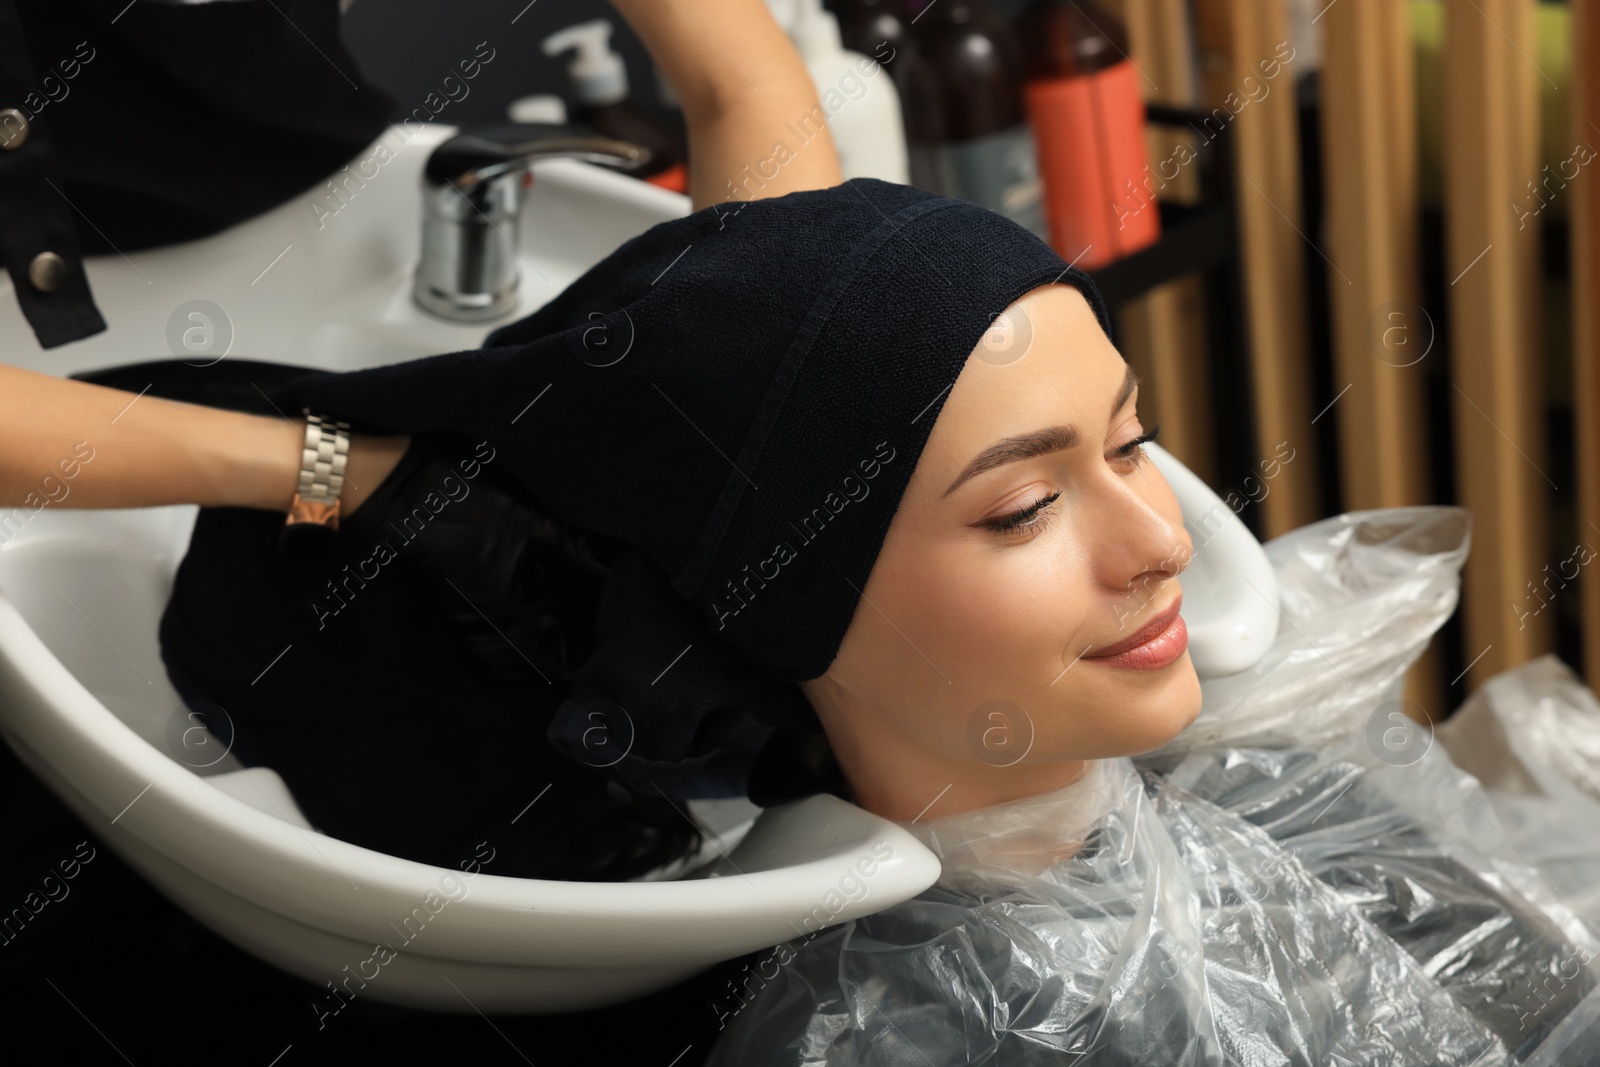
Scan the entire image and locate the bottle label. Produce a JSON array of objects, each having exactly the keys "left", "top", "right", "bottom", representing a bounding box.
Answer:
[{"left": 916, "top": 126, "right": 1048, "bottom": 240}]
